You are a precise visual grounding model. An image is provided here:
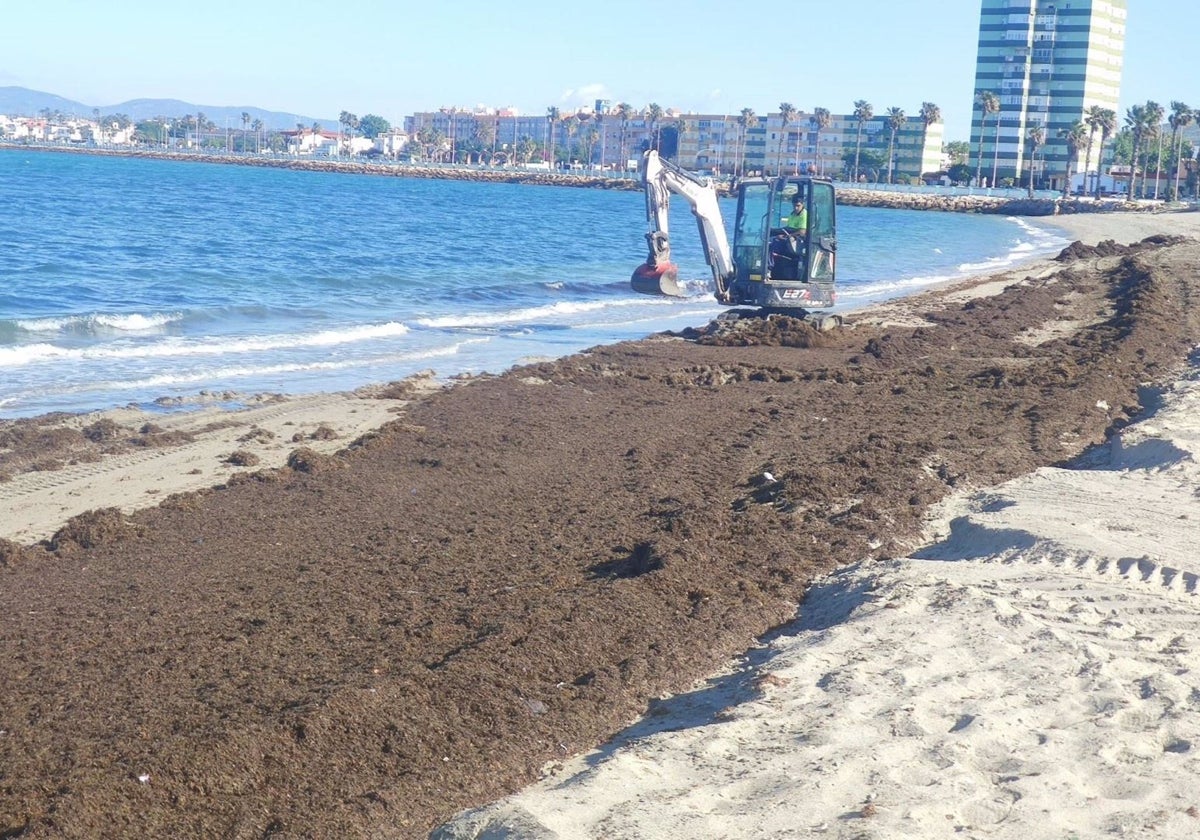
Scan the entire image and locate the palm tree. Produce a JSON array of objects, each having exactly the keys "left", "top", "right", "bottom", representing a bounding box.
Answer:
[
  {"left": 1123, "top": 103, "right": 1151, "bottom": 198},
  {"left": 346, "top": 112, "right": 361, "bottom": 155},
  {"left": 439, "top": 108, "right": 457, "bottom": 163},
  {"left": 1091, "top": 108, "right": 1117, "bottom": 200},
  {"left": 1082, "top": 105, "right": 1106, "bottom": 196},
  {"left": 474, "top": 119, "right": 496, "bottom": 164},
  {"left": 251, "top": 118, "right": 263, "bottom": 154},
  {"left": 615, "top": 102, "right": 633, "bottom": 171},
  {"left": 852, "top": 100, "right": 873, "bottom": 182},
  {"left": 1058, "top": 121, "right": 1088, "bottom": 196},
  {"left": 885, "top": 107, "right": 907, "bottom": 184},
  {"left": 563, "top": 114, "right": 580, "bottom": 166},
  {"left": 581, "top": 127, "right": 600, "bottom": 169},
  {"left": 516, "top": 135, "right": 537, "bottom": 165},
  {"left": 241, "top": 111, "right": 250, "bottom": 151},
  {"left": 812, "top": 107, "right": 831, "bottom": 175},
  {"left": 777, "top": 102, "right": 797, "bottom": 174},
  {"left": 919, "top": 101, "right": 941, "bottom": 130},
  {"left": 646, "top": 103, "right": 664, "bottom": 150},
  {"left": 338, "top": 111, "right": 352, "bottom": 154},
  {"left": 1169, "top": 101, "right": 1193, "bottom": 201},
  {"left": 196, "top": 111, "right": 207, "bottom": 148},
  {"left": 545, "top": 106, "right": 560, "bottom": 164},
  {"left": 918, "top": 102, "right": 940, "bottom": 180},
  {"left": 735, "top": 108, "right": 757, "bottom": 178},
  {"left": 593, "top": 109, "right": 606, "bottom": 170},
  {"left": 1141, "top": 100, "right": 1164, "bottom": 198},
  {"left": 989, "top": 98, "right": 1004, "bottom": 188},
  {"left": 1026, "top": 124, "right": 1045, "bottom": 198},
  {"left": 974, "top": 91, "right": 999, "bottom": 187}
]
